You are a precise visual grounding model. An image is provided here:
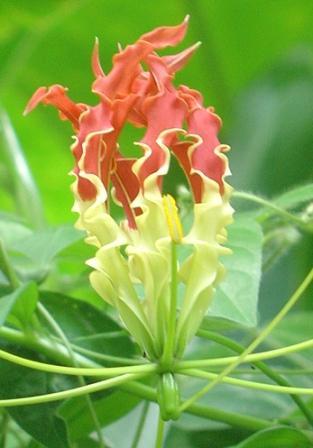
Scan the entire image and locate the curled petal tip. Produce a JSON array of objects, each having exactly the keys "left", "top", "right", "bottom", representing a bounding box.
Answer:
[
  {"left": 24, "top": 86, "right": 48, "bottom": 116},
  {"left": 162, "top": 41, "right": 201, "bottom": 74},
  {"left": 92, "top": 37, "right": 105, "bottom": 77}
]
